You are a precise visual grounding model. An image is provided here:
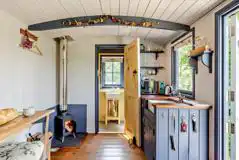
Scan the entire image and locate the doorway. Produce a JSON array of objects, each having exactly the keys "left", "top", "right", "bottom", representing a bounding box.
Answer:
[
  {"left": 98, "top": 54, "right": 125, "bottom": 133},
  {"left": 215, "top": 1, "right": 239, "bottom": 160},
  {"left": 223, "top": 10, "right": 239, "bottom": 160},
  {"left": 95, "top": 44, "right": 125, "bottom": 134},
  {"left": 95, "top": 40, "right": 141, "bottom": 146}
]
